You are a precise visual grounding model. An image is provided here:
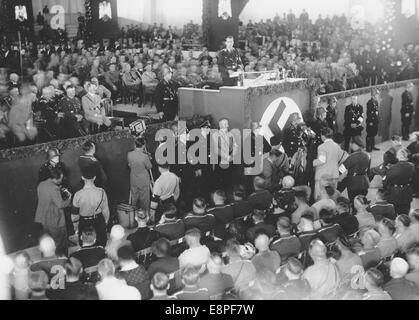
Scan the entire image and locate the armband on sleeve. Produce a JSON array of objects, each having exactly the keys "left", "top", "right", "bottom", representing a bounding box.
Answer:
[
  {"left": 151, "top": 194, "right": 160, "bottom": 203},
  {"left": 339, "top": 164, "right": 347, "bottom": 174}
]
